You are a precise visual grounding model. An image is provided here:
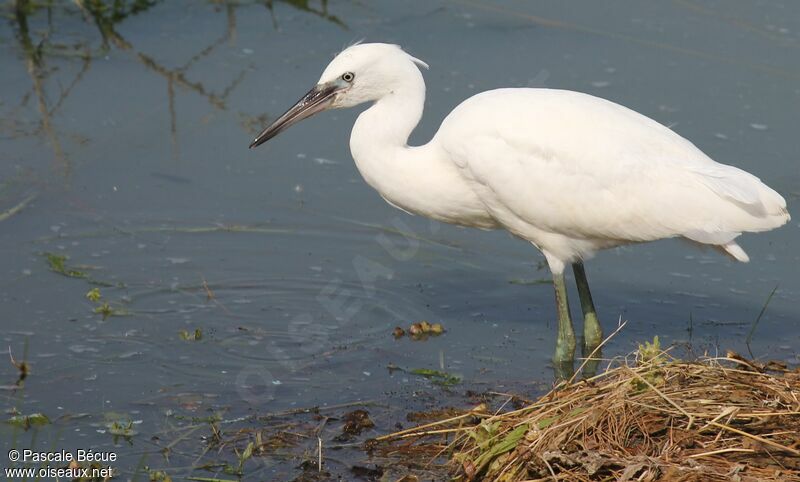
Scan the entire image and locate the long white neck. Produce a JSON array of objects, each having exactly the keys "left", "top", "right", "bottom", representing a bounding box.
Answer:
[
  {"left": 349, "top": 73, "right": 425, "bottom": 184},
  {"left": 349, "top": 72, "right": 493, "bottom": 227}
]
